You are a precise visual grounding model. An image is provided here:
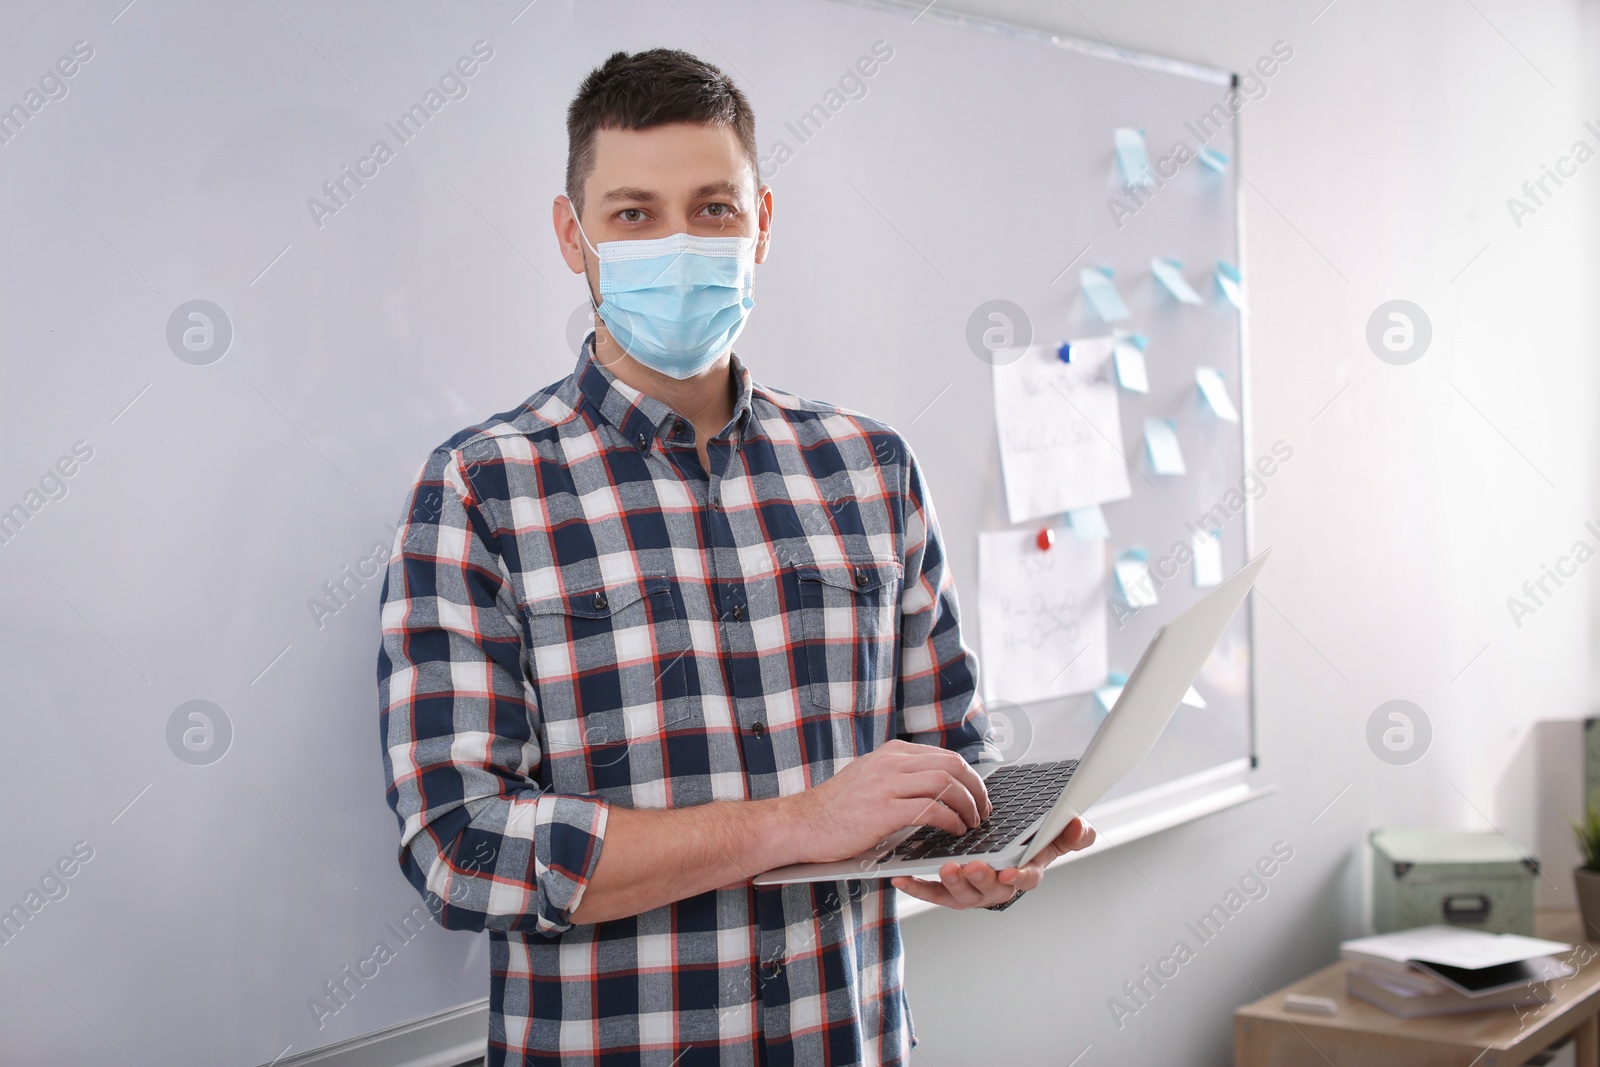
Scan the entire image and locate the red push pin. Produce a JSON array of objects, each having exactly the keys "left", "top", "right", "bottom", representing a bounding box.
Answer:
[{"left": 1036, "top": 527, "right": 1056, "bottom": 551}]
